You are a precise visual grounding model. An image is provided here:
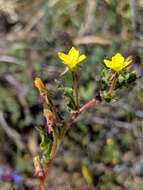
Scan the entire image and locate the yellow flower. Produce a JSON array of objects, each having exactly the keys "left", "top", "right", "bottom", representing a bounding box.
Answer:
[
  {"left": 58, "top": 47, "right": 86, "bottom": 71},
  {"left": 104, "top": 53, "right": 132, "bottom": 72},
  {"left": 106, "top": 138, "right": 114, "bottom": 146},
  {"left": 34, "top": 77, "right": 46, "bottom": 95}
]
